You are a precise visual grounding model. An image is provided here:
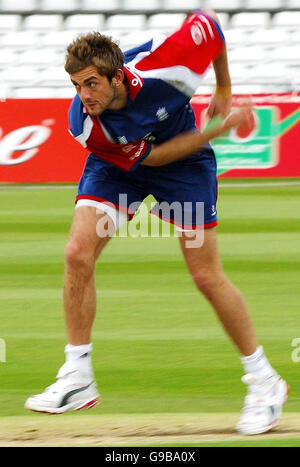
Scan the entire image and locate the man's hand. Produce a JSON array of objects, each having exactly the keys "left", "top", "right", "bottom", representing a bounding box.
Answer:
[
  {"left": 220, "top": 105, "right": 253, "bottom": 133},
  {"left": 207, "top": 86, "right": 232, "bottom": 120}
]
